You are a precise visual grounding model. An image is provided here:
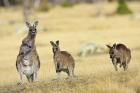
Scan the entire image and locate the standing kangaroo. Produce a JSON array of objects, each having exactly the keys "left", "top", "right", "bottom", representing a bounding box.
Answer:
[
  {"left": 16, "top": 21, "right": 40, "bottom": 84},
  {"left": 50, "top": 40, "right": 75, "bottom": 78},
  {"left": 106, "top": 43, "right": 131, "bottom": 71}
]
